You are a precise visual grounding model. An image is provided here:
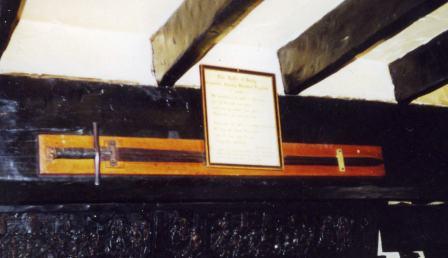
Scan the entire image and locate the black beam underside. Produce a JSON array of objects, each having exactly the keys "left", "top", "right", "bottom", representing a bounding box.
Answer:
[
  {"left": 1, "top": 75, "right": 448, "bottom": 204},
  {"left": 390, "top": 30, "right": 448, "bottom": 103},
  {"left": 277, "top": 0, "right": 447, "bottom": 95},
  {"left": 380, "top": 204, "right": 448, "bottom": 256},
  {"left": 0, "top": 201, "right": 380, "bottom": 258}
]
